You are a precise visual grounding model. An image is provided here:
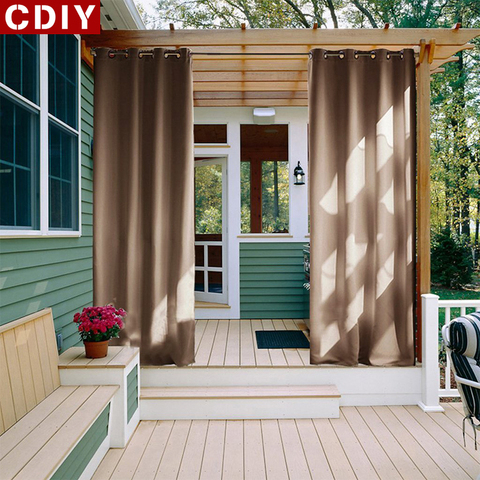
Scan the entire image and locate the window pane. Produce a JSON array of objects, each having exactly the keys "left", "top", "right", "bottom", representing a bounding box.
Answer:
[
  {"left": 195, "top": 245, "right": 205, "bottom": 267},
  {"left": 0, "top": 161, "right": 14, "bottom": 226},
  {"left": 15, "top": 168, "right": 31, "bottom": 226},
  {"left": 262, "top": 161, "right": 289, "bottom": 233},
  {"left": 240, "top": 162, "right": 251, "bottom": 233},
  {"left": 49, "top": 121, "right": 78, "bottom": 230},
  {"left": 194, "top": 125, "right": 227, "bottom": 144},
  {"left": 208, "top": 245, "right": 222, "bottom": 267},
  {"left": 208, "top": 271, "right": 223, "bottom": 293},
  {"left": 0, "top": 97, "right": 14, "bottom": 164},
  {"left": 195, "top": 164, "right": 222, "bottom": 234},
  {"left": 0, "top": 93, "right": 39, "bottom": 228},
  {"left": 195, "top": 271, "right": 205, "bottom": 292},
  {"left": 48, "top": 35, "right": 78, "bottom": 129},
  {"left": 0, "top": 35, "right": 39, "bottom": 104}
]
